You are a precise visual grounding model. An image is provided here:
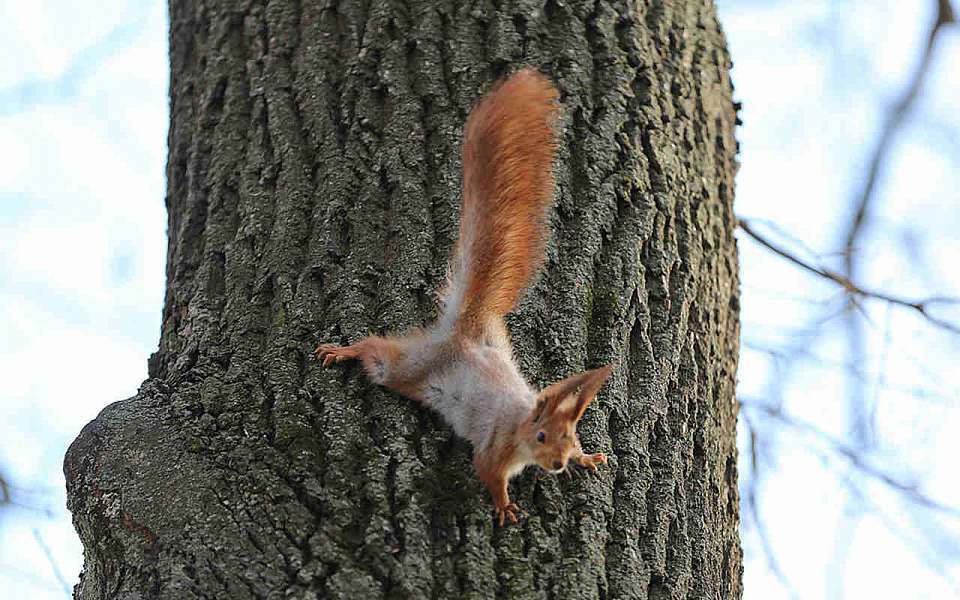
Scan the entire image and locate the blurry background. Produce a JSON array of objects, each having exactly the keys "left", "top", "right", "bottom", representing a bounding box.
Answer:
[{"left": 0, "top": 0, "right": 956, "bottom": 597}]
